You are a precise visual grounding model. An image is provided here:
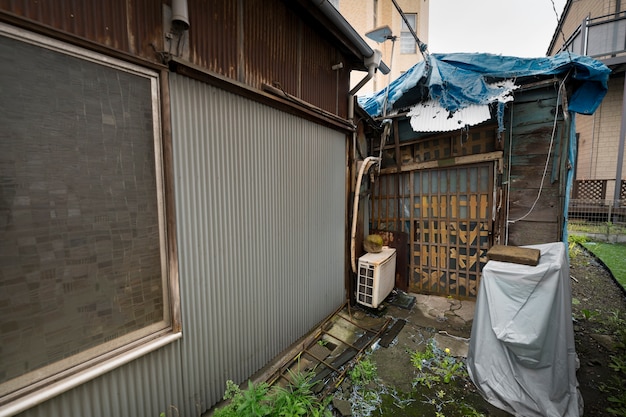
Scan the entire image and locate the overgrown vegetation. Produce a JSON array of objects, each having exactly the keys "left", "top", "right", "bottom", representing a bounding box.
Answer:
[
  {"left": 211, "top": 370, "right": 331, "bottom": 417},
  {"left": 410, "top": 340, "right": 467, "bottom": 388},
  {"left": 349, "top": 357, "right": 378, "bottom": 386}
]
